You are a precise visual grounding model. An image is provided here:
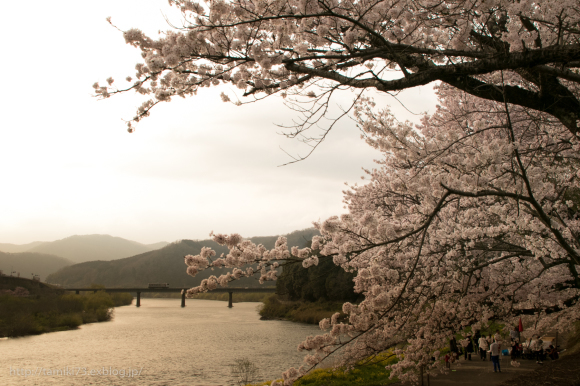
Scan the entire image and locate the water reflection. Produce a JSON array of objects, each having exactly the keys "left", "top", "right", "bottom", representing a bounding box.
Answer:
[{"left": 0, "top": 299, "right": 321, "bottom": 385}]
